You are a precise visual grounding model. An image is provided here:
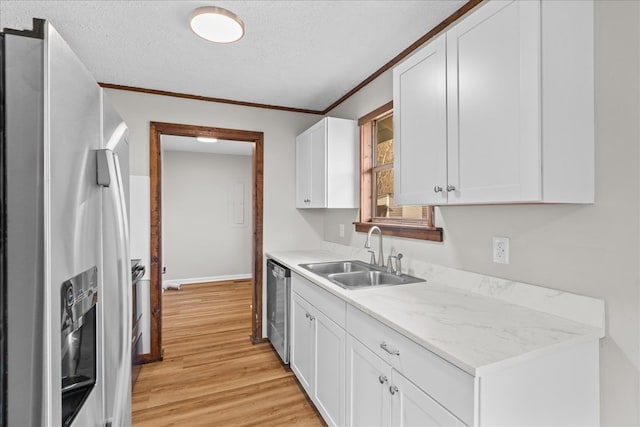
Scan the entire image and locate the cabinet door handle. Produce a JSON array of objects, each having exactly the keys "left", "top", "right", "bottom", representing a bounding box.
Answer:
[
  {"left": 447, "top": 185, "right": 456, "bottom": 192},
  {"left": 389, "top": 385, "right": 399, "bottom": 395},
  {"left": 378, "top": 375, "right": 388, "bottom": 384},
  {"left": 380, "top": 342, "right": 400, "bottom": 356},
  {"left": 433, "top": 186, "right": 443, "bottom": 193},
  {"left": 305, "top": 312, "right": 315, "bottom": 321}
]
